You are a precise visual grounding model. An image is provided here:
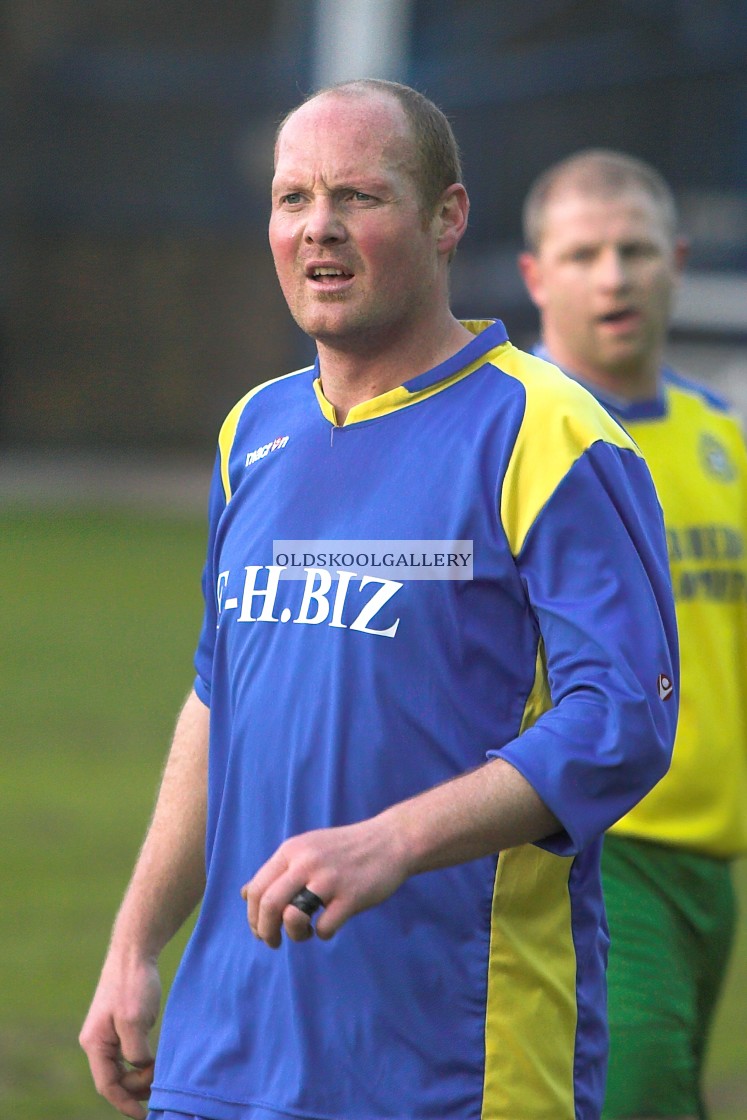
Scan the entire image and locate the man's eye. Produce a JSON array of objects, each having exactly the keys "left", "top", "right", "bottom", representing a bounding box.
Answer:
[
  {"left": 622, "top": 244, "right": 657, "bottom": 260},
  {"left": 282, "top": 193, "right": 303, "bottom": 205},
  {"left": 352, "top": 191, "right": 374, "bottom": 202}
]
